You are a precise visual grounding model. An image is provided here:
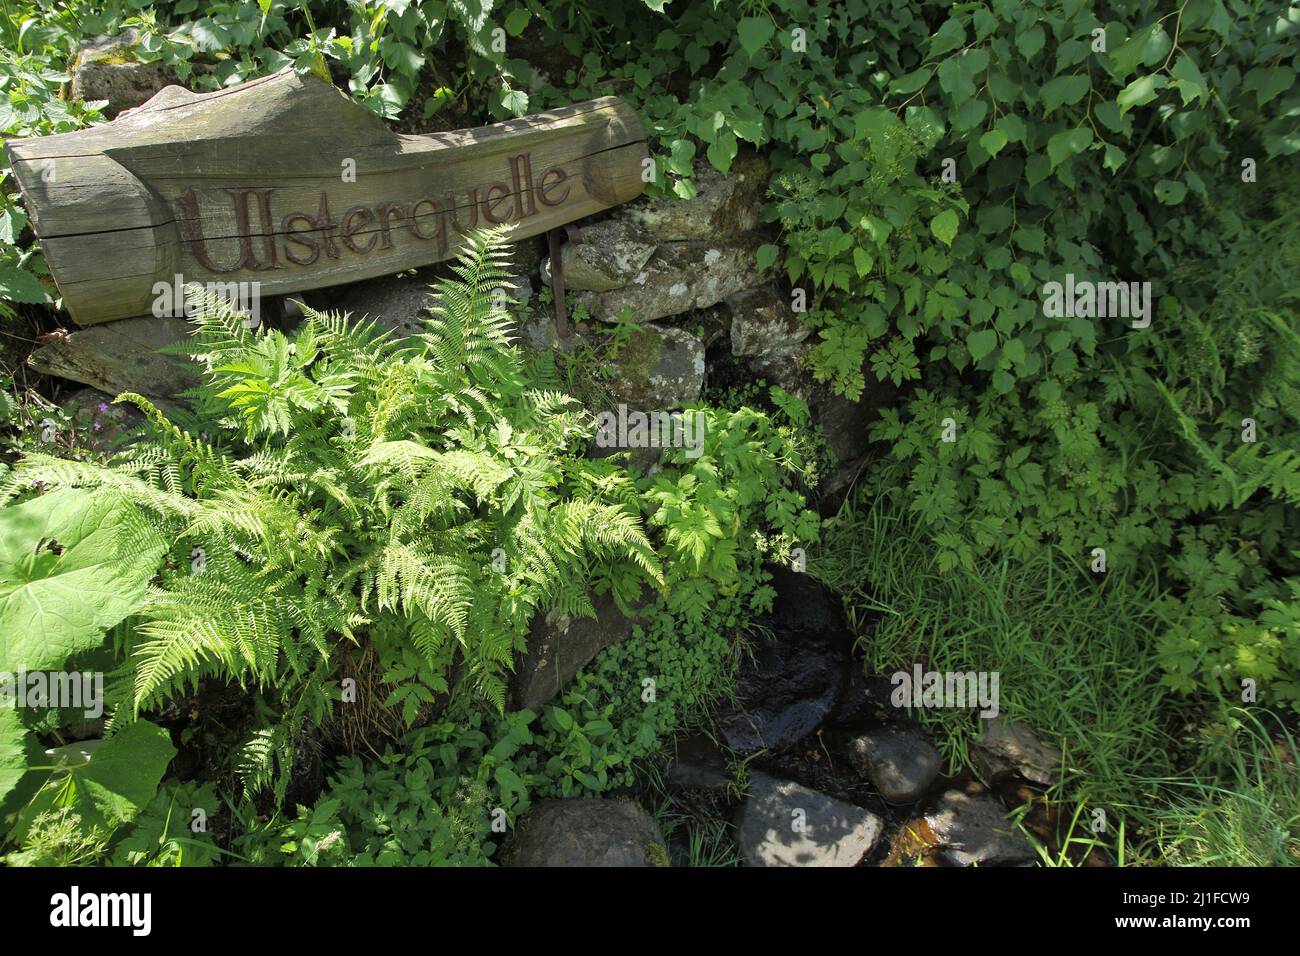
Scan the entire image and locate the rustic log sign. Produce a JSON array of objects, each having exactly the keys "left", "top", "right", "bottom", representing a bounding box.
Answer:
[{"left": 5, "top": 68, "right": 648, "bottom": 326}]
